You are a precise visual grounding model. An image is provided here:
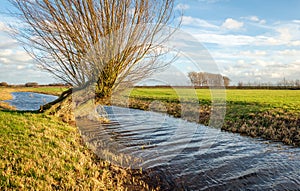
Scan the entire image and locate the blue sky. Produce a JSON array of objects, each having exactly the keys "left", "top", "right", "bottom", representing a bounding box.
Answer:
[{"left": 0, "top": 0, "right": 300, "bottom": 85}]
